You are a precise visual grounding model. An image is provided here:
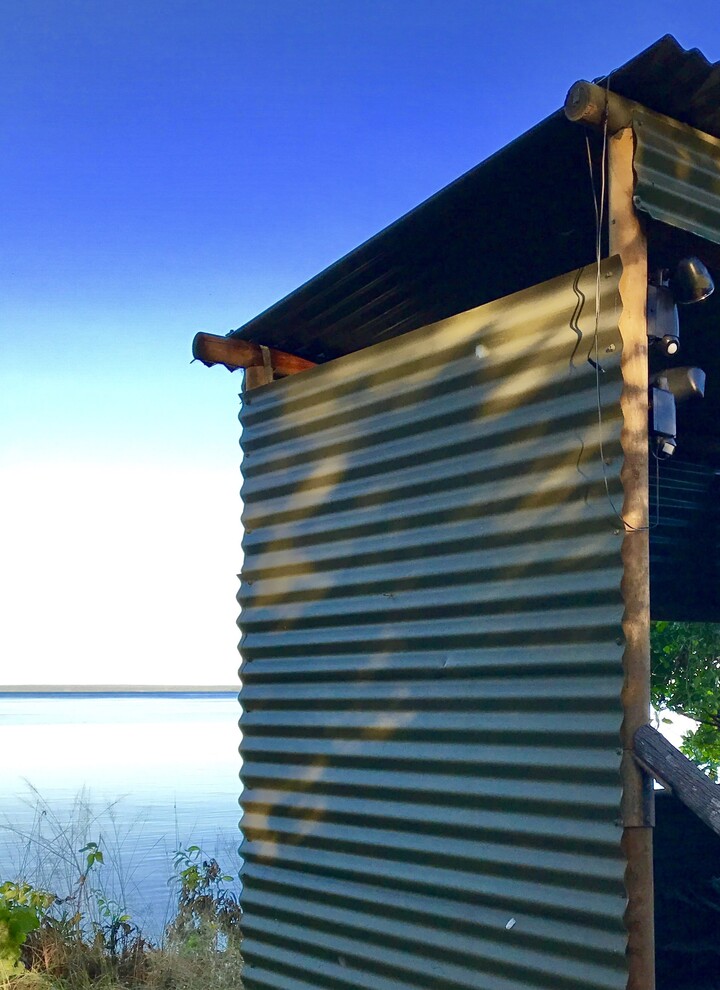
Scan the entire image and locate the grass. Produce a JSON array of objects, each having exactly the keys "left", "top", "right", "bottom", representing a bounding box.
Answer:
[{"left": 0, "top": 789, "right": 243, "bottom": 989}]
